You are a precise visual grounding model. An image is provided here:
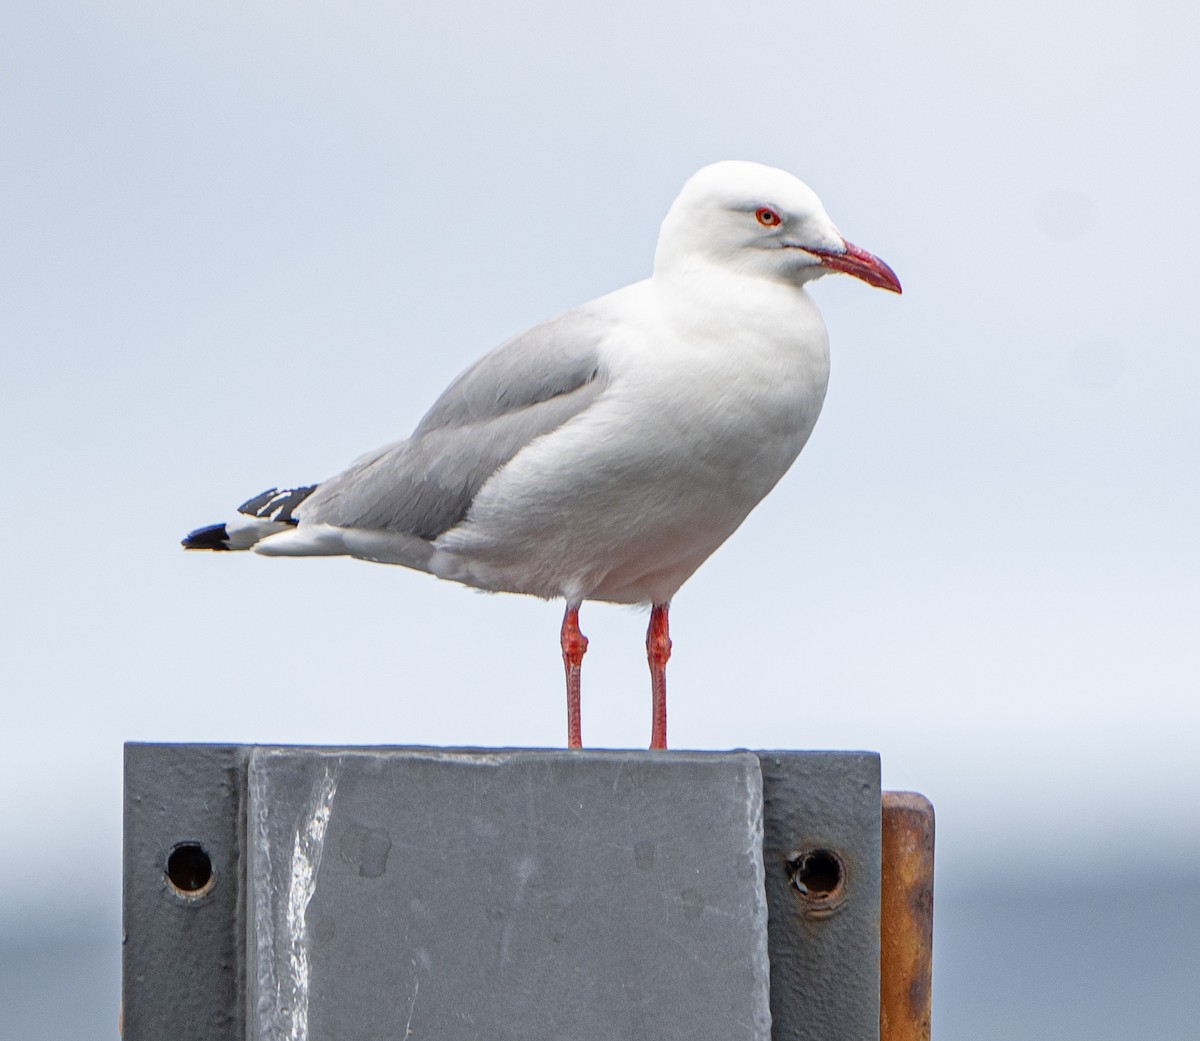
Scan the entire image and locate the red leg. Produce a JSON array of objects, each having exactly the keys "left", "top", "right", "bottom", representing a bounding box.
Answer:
[
  {"left": 560, "top": 602, "right": 588, "bottom": 749},
  {"left": 647, "top": 602, "right": 672, "bottom": 750}
]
